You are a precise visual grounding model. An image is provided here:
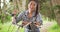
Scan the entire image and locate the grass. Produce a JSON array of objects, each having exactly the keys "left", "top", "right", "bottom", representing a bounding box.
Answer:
[
  {"left": 48, "top": 22, "right": 60, "bottom": 32},
  {"left": 0, "top": 18, "right": 60, "bottom": 32},
  {"left": 0, "top": 22, "right": 24, "bottom": 32}
]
